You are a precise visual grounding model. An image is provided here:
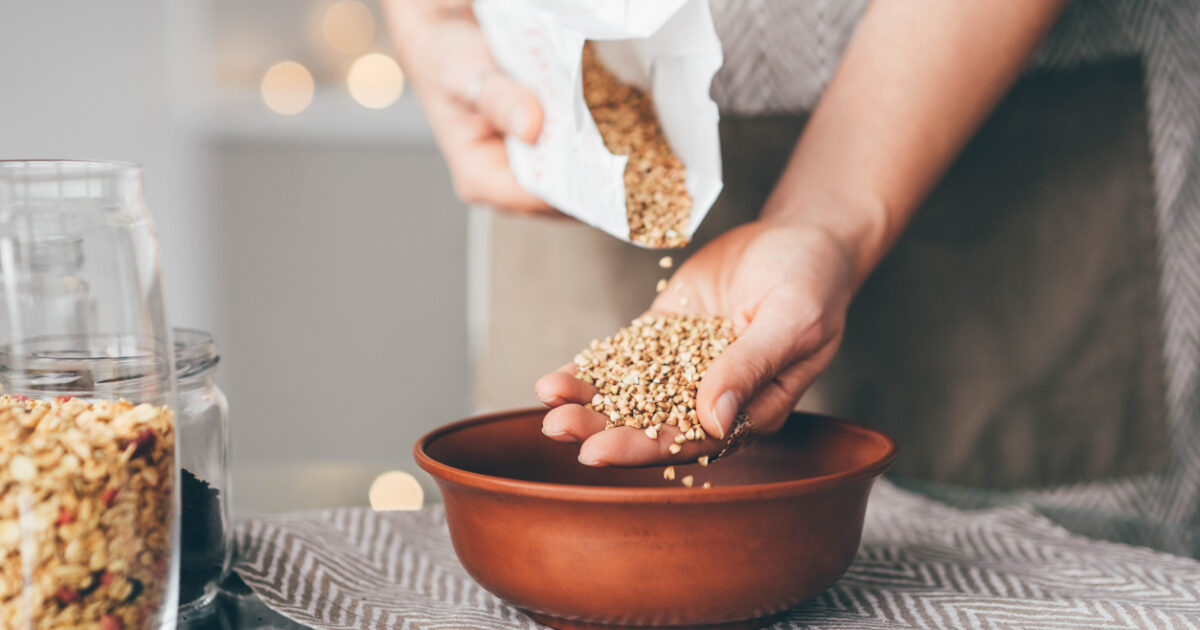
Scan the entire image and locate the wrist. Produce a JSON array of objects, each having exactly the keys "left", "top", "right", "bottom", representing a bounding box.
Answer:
[{"left": 759, "top": 185, "right": 893, "bottom": 289}]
